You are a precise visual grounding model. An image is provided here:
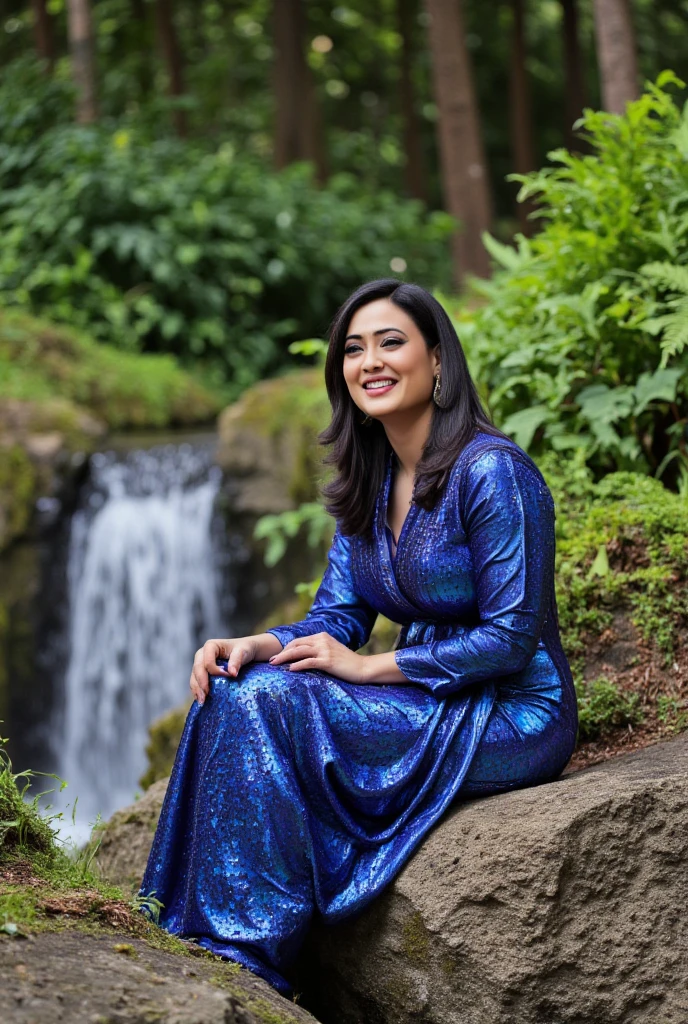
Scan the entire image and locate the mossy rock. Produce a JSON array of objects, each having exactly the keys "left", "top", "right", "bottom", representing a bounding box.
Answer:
[
  {"left": 0, "top": 309, "right": 220, "bottom": 430},
  {"left": 139, "top": 703, "right": 192, "bottom": 791},
  {"left": 217, "top": 369, "right": 329, "bottom": 514}
]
